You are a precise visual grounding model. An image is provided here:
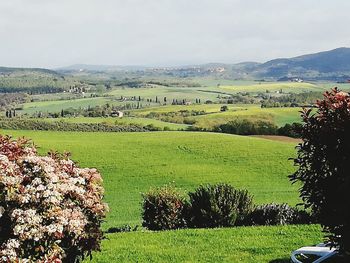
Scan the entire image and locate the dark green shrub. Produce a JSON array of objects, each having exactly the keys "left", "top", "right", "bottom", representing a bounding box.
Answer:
[
  {"left": 107, "top": 224, "right": 138, "bottom": 233},
  {"left": 245, "top": 203, "right": 313, "bottom": 226},
  {"left": 278, "top": 122, "right": 302, "bottom": 138},
  {"left": 188, "top": 183, "right": 253, "bottom": 228},
  {"left": 214, "top": 119, "right": 278, "bottom": 135},
  {"left": 142, "top": 185, "right": 187, "bottom": 230},
  {"left": 220, "top": 105, "right": 228, "bottom": 112},
  {"left": 144, "top": 124, "right": 162, "bottom": 131}
]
